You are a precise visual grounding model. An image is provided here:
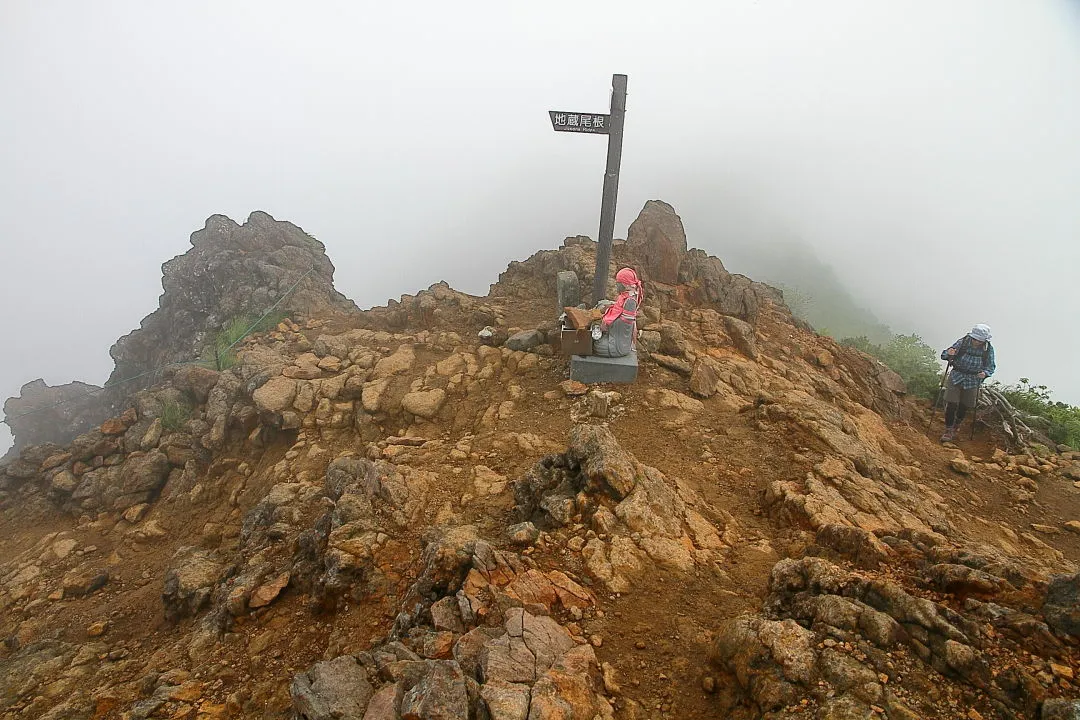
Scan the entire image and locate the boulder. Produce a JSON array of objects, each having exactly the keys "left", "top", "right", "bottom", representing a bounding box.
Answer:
[
  {"left": 291, "top": 655, "right": 374, "bottom": 720},
  {"left": 162, "top": 547, "right": 224, "bottom": 622},
  {"left": 950, "top": 457, "right": 975, "bottom": 475},
  {"left": 115, "top": 449, "right": 171, "bottom": 509},
  {"left": 39, "top": 451, "right": 71, "bottom": 471},
  {"left": 172, "top": 366, "right": 221, "bottom": 403},
  {"left": 480, "top": 680, "right": 530, "bottom": 720},
  {"left": 100, "top": 417, "right": 128, "bottom": 435},
  {"left": 1043, "top": 699, "right": 1080, "bottom": 720},
  {"left": 473, "top": 465, "right": 508, "bottom": 496},
  {"left": 62, "top": 567, "right": 110, "bottom": 597},
  {"left": 626, "top": 200, "right": 688, "bottom": 284},
  {"left": 249, "top": 572, "right": 290, "bottom": 609},
  {"left": 505, "top": 330, "right": 544, "bottom": 352},
  {"left": 656, "top": 322, "right": 688, "bottom": 356},
  {"left": 652, "top": 389, "right": 704, "bottom": 414},
  {"left": 362, "top": 378, "right": 392, "bottom": 414},
  {"left": 401, "top": 389, "right": 447, "bottom": 420},
  {"left": 481, "top": 609, "right": 576, "bottom": 684},
  {"left": 507, "top": 522, "right": 540, "bottom": 547},
  {"left": 814, "top": 524, "right": 892, "bottom": 569},
  {"left": 638, "top": 330, "right": 661, "bottom": 354},
  {"left": 689, "top": 359, "right": 721, "bottom": 398},
  {"left": 723, "top": 316, "right": 758, "bottom": 359},
  {"left": 372, "top": 345, "right": 416, "bottom": 380},
  {"left": 70, "top": 430, "right": 115, "bottom": 462},
  {"left": 362, "top": 684, "right": 405, "bottom": 720},
  {"left": 651, "top": 353, "right": 692, "bottom": 376},
  {"left": 141, "top": 418, "right": 164, "bottom": 450},
  {"left": 50, "top": 470, "right": 79, "bottom": 495},
  {"left": 431, "top": 597, "right": 466, "bottom": 634},
  {"left": 567, "top": 425, "right": 638, "bottom": 500},
  {"left": 253, "top": 376, "right": 297, "bottom": 414},
  {"left": 1044, "top": 573, "right": 1080, "bottom": 637},
  {"left": 559, "top": 380, "right": 588, "bottom": 397},
  {"left": 399, "top": 660, "right": 469, "bottom": 719},
  {"left": 413, "top": 525, "right": 481, "bottom": 599}
]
